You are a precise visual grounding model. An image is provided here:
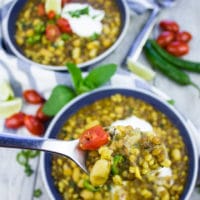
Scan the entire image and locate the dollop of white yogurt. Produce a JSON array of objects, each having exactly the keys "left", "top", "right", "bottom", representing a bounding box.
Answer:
[
  {"left": 61, "top": 3, "right": 105, "bottom": 37},
  {"left": 111, "top": 115, "right": 153, "bottom": 132}
]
